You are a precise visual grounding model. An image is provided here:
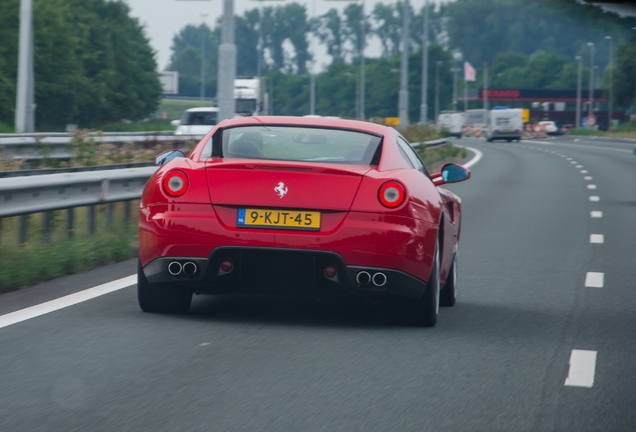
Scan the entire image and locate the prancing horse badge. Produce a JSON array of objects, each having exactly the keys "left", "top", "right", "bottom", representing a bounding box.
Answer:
[{"left": 274, "top": 182, "right": 288, "bottom": 199}]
